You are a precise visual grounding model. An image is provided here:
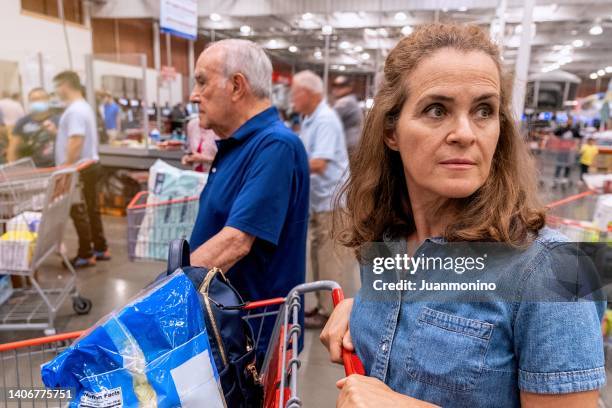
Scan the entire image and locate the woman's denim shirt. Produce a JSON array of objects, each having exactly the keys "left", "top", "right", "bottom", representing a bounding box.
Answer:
[{"left": 350, "top": 227, "right": 606, "bottom": 407}]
